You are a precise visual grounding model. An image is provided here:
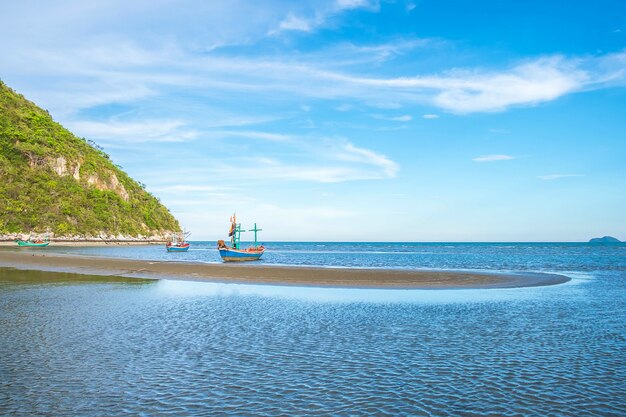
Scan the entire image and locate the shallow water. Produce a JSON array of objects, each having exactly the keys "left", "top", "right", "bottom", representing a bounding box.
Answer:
[
  {"left": 1, "top": 243, "right": 625, "bottom": 416},
  {"left": 44, "top": 241, "right": 626, "bottom": 272}
]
